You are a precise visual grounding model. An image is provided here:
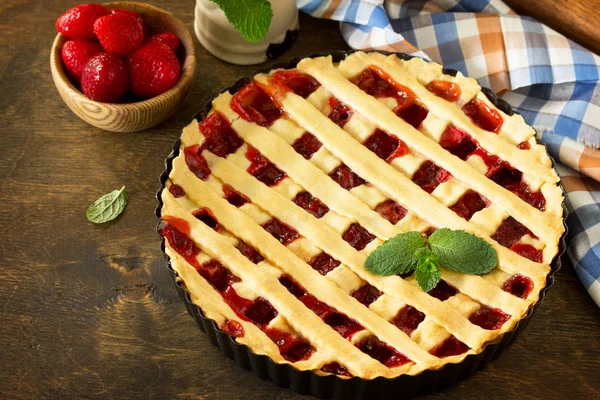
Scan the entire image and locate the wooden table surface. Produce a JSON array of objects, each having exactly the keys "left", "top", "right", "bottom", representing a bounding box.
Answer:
[{"left": 2, "top": 1, "right": 600, "bottom": 399}]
